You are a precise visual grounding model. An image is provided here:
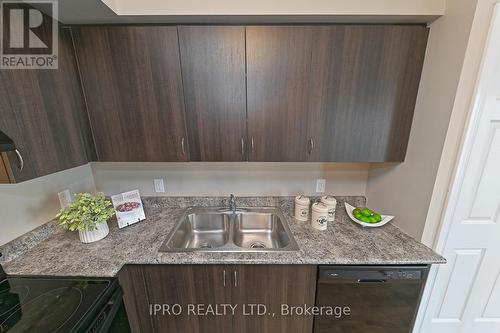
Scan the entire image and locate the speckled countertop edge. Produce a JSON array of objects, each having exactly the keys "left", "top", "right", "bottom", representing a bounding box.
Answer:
[
  {"left": 1, "top": 196, "right": 446, "bottom": 277},
  {"left": 0, "top": 220, "right": 63, "bottom": 263}
]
